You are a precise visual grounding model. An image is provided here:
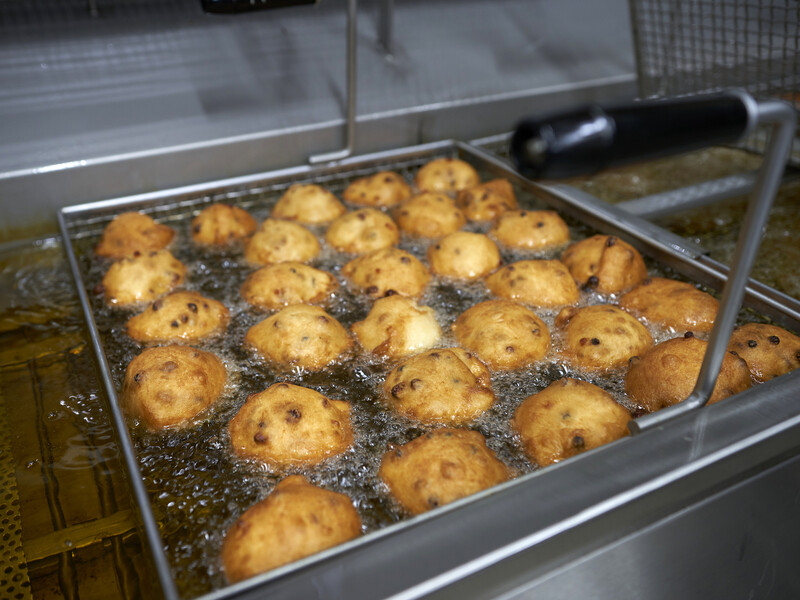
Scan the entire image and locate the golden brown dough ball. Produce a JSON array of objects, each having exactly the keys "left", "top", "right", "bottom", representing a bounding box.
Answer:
[
  {"left": 244, "top": 219, "right": 320, "bottom": 266},
  {"left": 351, "top": 295, "right": 442, "bottom": 360},
  {"left": 383, "top": 348, "right": 494, "bottom": 424},
  {"left": 456, "top": 179, "right": 518, "bottom": 222},
  {"left": 240, "top": 263, "right": 338, "bottom": 311},
  {"left": 95, "top": 211, "right": 175, "bottom": 259},
  {"left": 126, "top": 291, "right": 229, "bottom": 343},
  {"left": 221, "top": 475, "right": 361, "bottom": 583},
  {"left": 626, "top": 335, "right": 752, "bottom": 412},
  {"left": 191, "top": 204, "right": 257, "bottom": 246},
  {"left": 490, "top": 210, "right": 571, "bottom": 251},
  {"left": 121, "top": 345, "right": 226, "bottom": 429},
  {"left": 379, "top": 429, "right": 508, "bottom": 515},
  {"left": 512, "top": 378, "right": 630, "bottom": 467},
  {"left": 228, "top": 383, "right": 353, "bottom": 467},
  {"left": 485, "top": 260, "right": 579, "bottom": 308},
  {"left": 727, "top": 323, "right": 800, "bottom": 382},
  {"left": 619, "top": 277, "right": 718, "bottom": 334},
  {"left": 414, "top": 157, "right": 480, "bottom": 193},
  {"left": 452, "top": 300, "right": 551, "bottom": 371},
  {"left": 555, "top": 304, "right": 653, "bottom": 372},
  {"left": 342, "top": 171, "right": 412, "bottom": 208},
  {"left": 427, "top": 232, "right": 501, "bottom": 281},
  {"left": 102, "top": 250, "right": 187, "bottom": 307},
  {"left": 561, "top": 235, "right": 648, "bottom": 294},
  {"left": 325, "top": 208, "right": 400, "bottom": 254},
  {"left": 394, "top": 192, "right": 467, "bottom": 238},
  {"left": 245, "top": 305, "right": 352, "bottom": 371},
  {"left": 271, "top": 184, "right": 346, "bottom": 224},
  {"left": 342, "top": 247, "right": 431, "bottom": 298}
]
